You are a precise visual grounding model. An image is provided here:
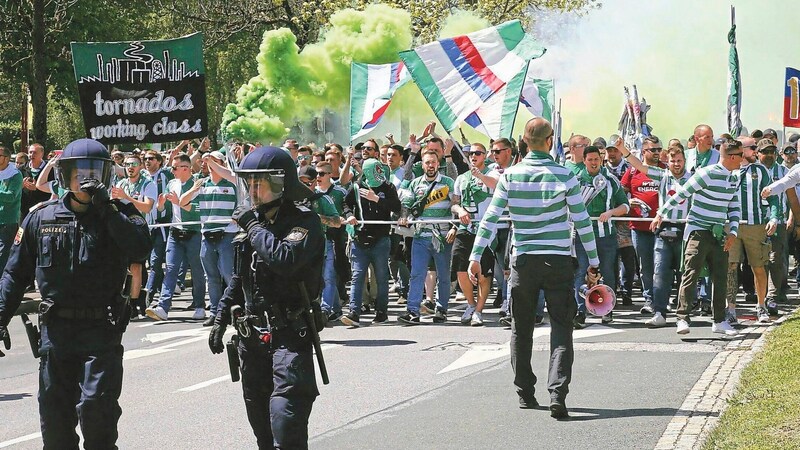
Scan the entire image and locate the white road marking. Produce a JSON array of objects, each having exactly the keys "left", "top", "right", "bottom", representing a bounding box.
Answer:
[
  {"left": 175, "top": 375, "right": 231, "bottom": 393},
  {"left": 438, "top": 324, "right": 624, "bottom": 374},
  {"left": 124, "top": 336, "right": 206, "bottom": 360},
  {"left": 0, "top": 432, "right": 41, "bottom": 448}
]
